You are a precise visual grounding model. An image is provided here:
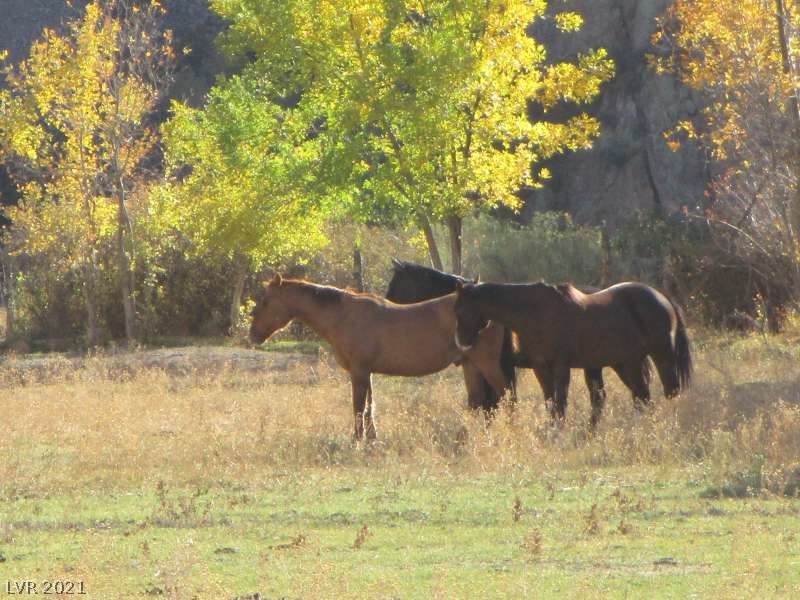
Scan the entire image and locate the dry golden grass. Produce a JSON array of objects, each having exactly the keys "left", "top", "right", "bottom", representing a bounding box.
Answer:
[{"left": 1, "top": 327, "right": 798, "bottom": 498}]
